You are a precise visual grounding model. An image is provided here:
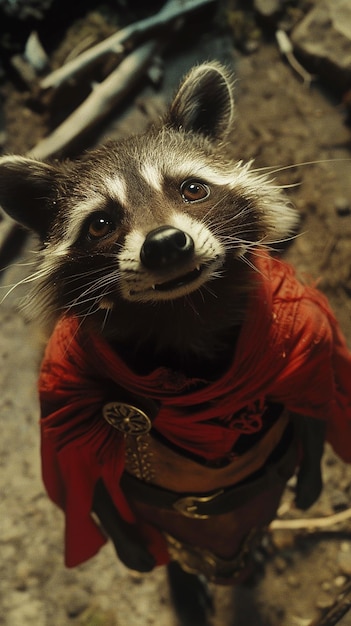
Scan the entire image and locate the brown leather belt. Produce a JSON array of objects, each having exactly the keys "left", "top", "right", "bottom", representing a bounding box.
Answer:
[{"left": 121, "top": 422, "right": 296, "bottom": 519}]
